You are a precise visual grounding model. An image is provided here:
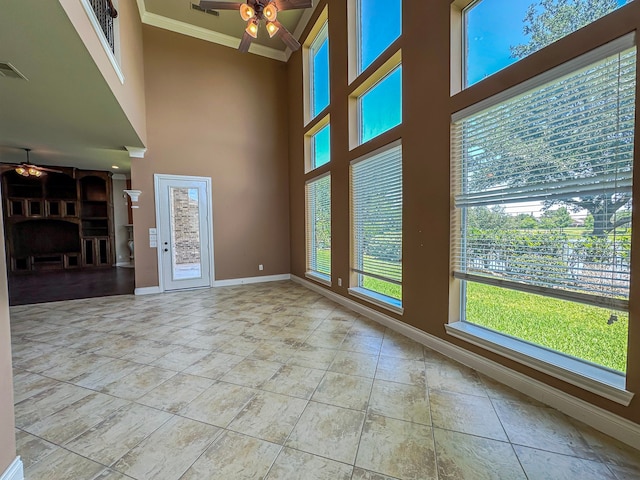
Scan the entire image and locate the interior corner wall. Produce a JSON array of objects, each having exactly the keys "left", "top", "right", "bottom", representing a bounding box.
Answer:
[
  {"left": 112, "top": 177, "right": 130, "bottom": 265},
  {"left": 287, "top": 0, "right": 640, "bottom": 426},
  {"left": 0, "top": 193, "right": 16, "bottom": 473},
  {"left": 132, "top": 25, "right": 290, "bottom": 288}
]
